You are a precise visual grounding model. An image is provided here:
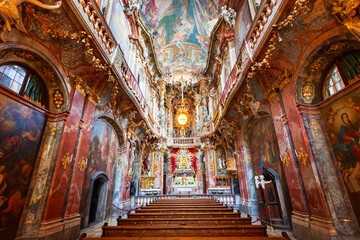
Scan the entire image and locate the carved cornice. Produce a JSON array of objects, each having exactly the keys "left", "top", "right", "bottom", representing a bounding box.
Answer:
[{"left": 263, "top": 69, "right": 291, "bottom": 102}]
